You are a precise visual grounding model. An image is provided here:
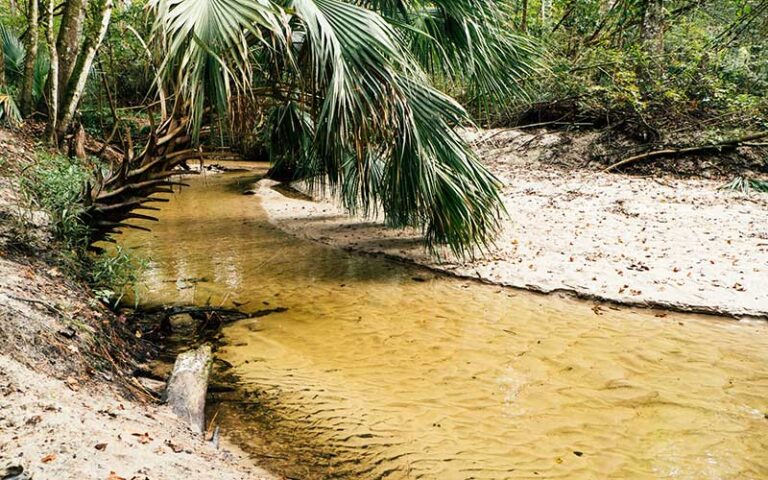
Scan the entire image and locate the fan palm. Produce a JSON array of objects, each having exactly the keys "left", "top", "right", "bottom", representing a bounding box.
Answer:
[
  {"left": 1, "top": 23, "right": 51, "bottom": 102},
  {"left": 144, "top": 0, "right": 538, "bottom": 255}
]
